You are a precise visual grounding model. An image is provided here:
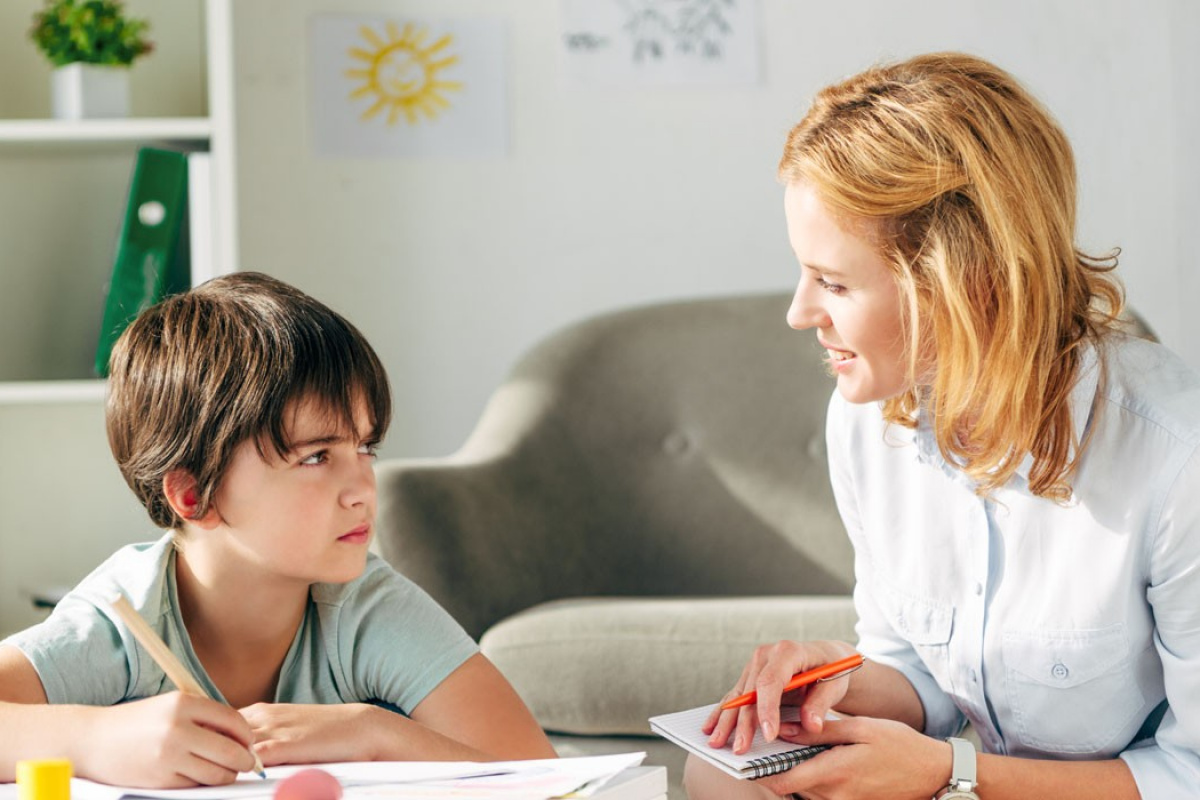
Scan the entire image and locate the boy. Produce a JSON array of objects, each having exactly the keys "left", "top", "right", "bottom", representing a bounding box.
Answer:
[{"left": 0, "top": 273, "right": 554, "bottom": 788}]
